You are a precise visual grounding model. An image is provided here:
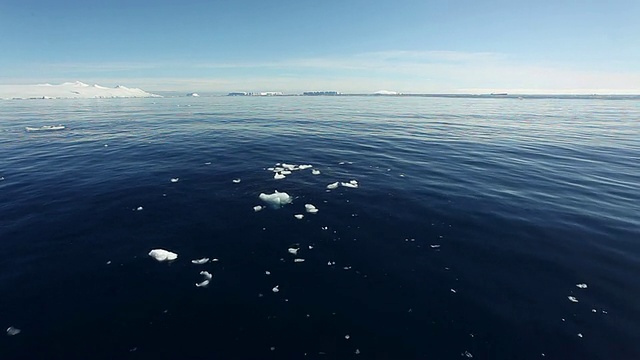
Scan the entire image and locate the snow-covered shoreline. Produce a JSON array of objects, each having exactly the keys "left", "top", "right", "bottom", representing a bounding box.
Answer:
[{"left": 0, "top": 81, "right": 160, "bottom": 100}]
